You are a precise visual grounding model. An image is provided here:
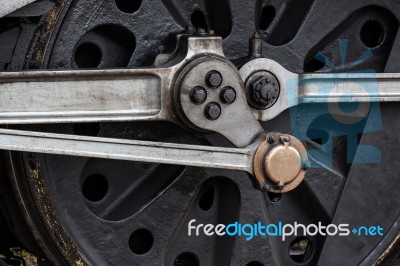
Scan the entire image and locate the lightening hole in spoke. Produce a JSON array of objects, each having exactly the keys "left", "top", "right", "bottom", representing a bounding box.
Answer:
[
  {"left": 74, "top": 42, "right": 102, "bottom": 69},
  {"left": 129, "top": 229, "right": 154, "bottom": 255},
  {"left": 191, "top": 10, "right": 208, "bottom": 30},
  {"left": 73, "top": 123, "right": 100, "bottom": 137},
  {"left": 174, "top": 252, "right": 199, "bottom": 266},
  {"left": 307, "top": 128, "right": 329, "bottom": 145},
  {"left": 246, "top": 262, "right": 264, "bottom": 266},
  {"left": 267, "top": 191, "right": 282, "bottom": 202},
  {"left": 259, "top": 5, "right": 276, "bottom": 31},
  {"left": 360, "top": 20, "right": 384, "bottom": 48},
  {"left": 199, "top": 186, "right": 214, "bottom": 211},
  {"left": 82, "top": 174, "right": 108, "bottom": 202},
  {"left": 289, "top": 237, "right": 313, "bottom": 263},
  {"left": 304, "top": 57, "right": 326, "bottom": 72},
  {"left": 115, "top": 0, "right": 141, "bottom": 13}
]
